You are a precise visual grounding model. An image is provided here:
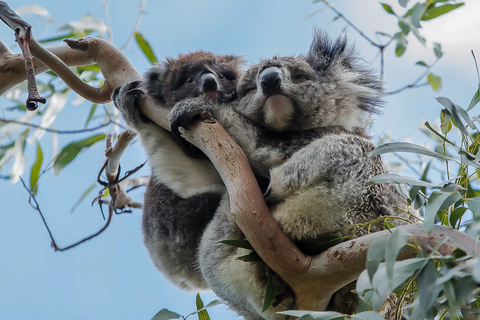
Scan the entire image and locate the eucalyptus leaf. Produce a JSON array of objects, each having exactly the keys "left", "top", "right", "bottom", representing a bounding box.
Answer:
[
  {"left": 370, "top": 173, "right": 438, "bottom": 188},
  {"left": 135, "top": 31, "right": 158, "bottom": 64},
  {"left": 262, "top": 270, "right": 276, "bottom": 312},
  {"left": 351, "top": 311, "right": 384, "bottom": 320},
  {"left": 425, "top": 191, "right": 461, "bottom": 232},
  {"left": 218, "top": 239, "right": 253, "bottom": 250},
  {"left": 421, "top": 3, "right": 465, "bottom": 21},
  {"left": 371, "top": 141, "right": 456, "bottom": 162},
  {"left": 30, "top": 143, "right": 43, "bottom": 196},
  {"left": 427, "top": 73, "right": 442, "bottom": 91},
  {"left": 433, "top": 43, "right": 443, "bottom": 58},
  {"left": 196, "top": 293, "right": 210, "bottom": 320},
  {"left": 467, "top": 85, "right": 480, "bottom": 111},
  {"left": 380, "top": 3, "right": 396, "bottom": 15},
  {"left": 417, "top": 260, "right": 438, "bottom": 313},
  {"left": 151, "top": 308, "right": 182, "bottom": 320},
  {"left": 385, "top": 228, "right": 410, "bottom": 290},
  {"left": 277, "top": 310, "right": 343, "bottom": 320},
  {"left": 366, "top": 238, "right": 388, "bottom": 281},
  {"left": 394, "top": 32, "right": 408, "bottom": 57},
  {"left": 449, "top": 207, "right": 467, "bottom": 228},
  {"left": 467, "top": 197, "right": 480, "bottom": 217},
  {"left": 53, "top": 134, "right": 106, "bottom": 174}
]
